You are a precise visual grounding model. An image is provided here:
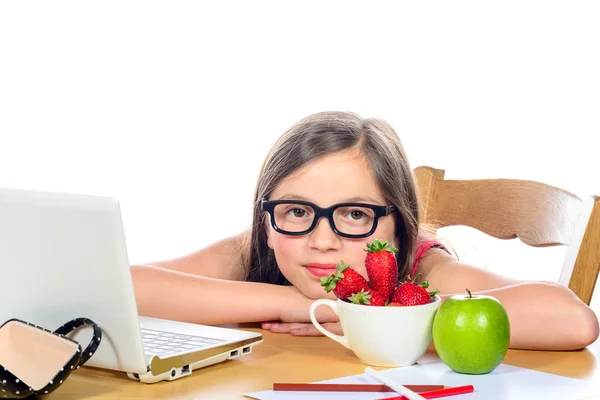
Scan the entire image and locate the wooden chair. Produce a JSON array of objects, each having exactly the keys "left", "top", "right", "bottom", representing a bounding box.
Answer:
[{"left": 413, "top": 166, "right": 600, "bottom": 306}]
